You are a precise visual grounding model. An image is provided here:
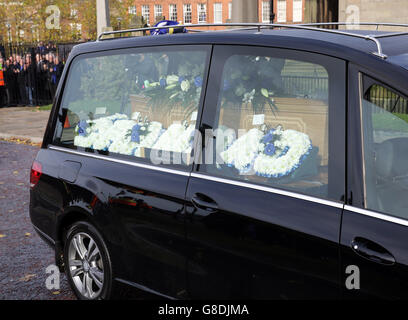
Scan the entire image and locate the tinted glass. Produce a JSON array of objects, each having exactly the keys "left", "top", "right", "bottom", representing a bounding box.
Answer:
[
  {"left": 362, "top": 83, "right": 408, "bottom": 218},
  {"left": 201, "top": 52, "right": 333, "bottom": 199},
  {"left": 53, "top": 46, "right": 209, "bottom": 166}
]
